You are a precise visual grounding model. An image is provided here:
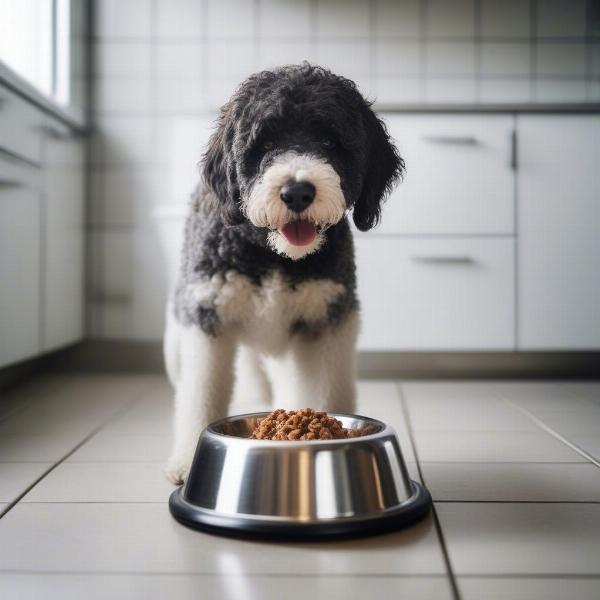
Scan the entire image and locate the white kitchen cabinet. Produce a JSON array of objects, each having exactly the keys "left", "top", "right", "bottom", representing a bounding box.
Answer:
[
  {"left": 355, "top": 236, "right": 515, "bottom": 351},
  {"left": 517, "top": 116, "right": 600, "bottom": 349},
  {"left": 377, "top": 114, "right": 515, "bottom": 235},
  {"left": 0, "top": 86, "right": 43, "bottom": 165},
  {"left": 0, "top": 82, "right": 85, "bottom": 367},
  {"left": 41, "top": 120, "right": 85, "bottom": 351},
  {"left": 0, "top": 158, "right": 41, "bottom": 366}
]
